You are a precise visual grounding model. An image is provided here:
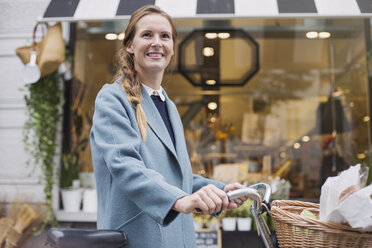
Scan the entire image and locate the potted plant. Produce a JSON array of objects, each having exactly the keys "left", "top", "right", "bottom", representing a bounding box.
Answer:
[
  {"left": 236, "top": 200, "right": 253, "bottom": 231},
  {"left": 206, "top": 216, "right": 220, "bottom": 230},
  {"left": 192, "top": 214, "right": 204, "bottom": 230},
  {"left": 221, "top": 209, "right": 237, "bottom": 231},
  {"left": 60, "top": 152, "right": 82, "bottom": 212}
]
